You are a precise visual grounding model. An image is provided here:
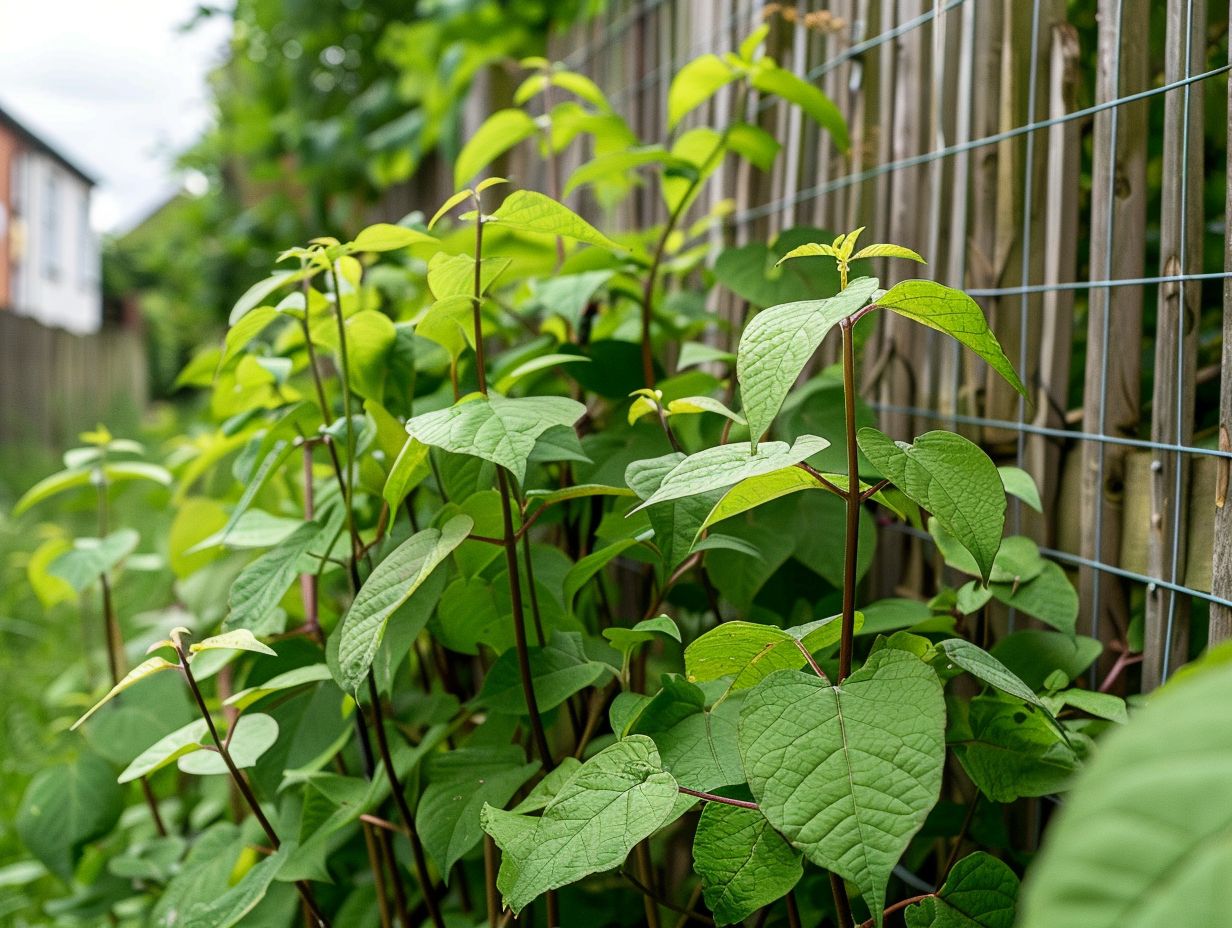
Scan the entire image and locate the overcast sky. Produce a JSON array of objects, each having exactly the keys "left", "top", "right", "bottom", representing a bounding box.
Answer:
[{"left": 0, "top": 1, "right": 231, "bottom": 233}]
